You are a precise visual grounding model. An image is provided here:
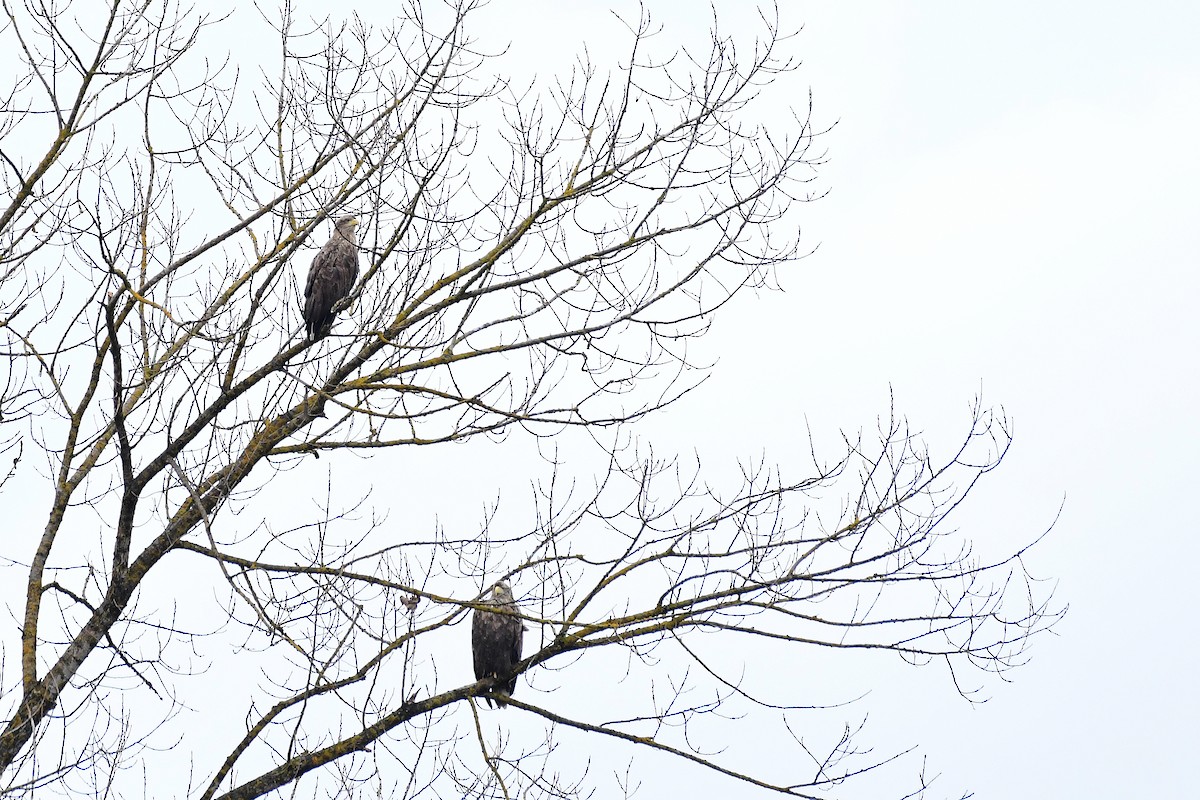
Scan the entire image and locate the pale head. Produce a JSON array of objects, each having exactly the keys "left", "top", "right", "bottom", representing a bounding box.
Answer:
[{"left": 490, "top": 581, "right": 514, "bottom": 604}]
